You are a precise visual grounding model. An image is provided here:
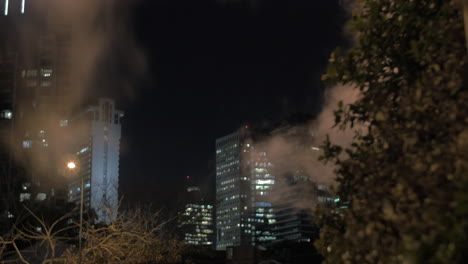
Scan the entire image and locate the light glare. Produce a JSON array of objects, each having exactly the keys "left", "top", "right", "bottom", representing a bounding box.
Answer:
[{"left": 67, "top": 162, "right": 76, "bottom": 169}]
